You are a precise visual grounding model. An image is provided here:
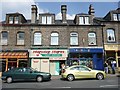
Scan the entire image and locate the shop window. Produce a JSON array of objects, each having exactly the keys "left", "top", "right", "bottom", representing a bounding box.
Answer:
[
  {"left": 88, "top": 32, "right": 96, "bottom": 45},
  {"left": 70, "top": 32, "right": 78, "bottom": 45},
  {"left": 107, "top": 29, "right": 115, "bottom": 42},
  {"left": 34, "top": 32, "right": 42, "bottom": 45},
  {"left": 17, "top": 32, "right": 25, "bottom": 45},
  {"left": 51, "top": 32, "right": 59, "bottom": 45},
  {"left": 0, "top": 61, "right": 6, "bottom": 72},
  {"left": 0, "top": 31, "right": 8, "bottom": 45},
  {"left": 19, "top": 60, "right": 27, "bottom": 67}
]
